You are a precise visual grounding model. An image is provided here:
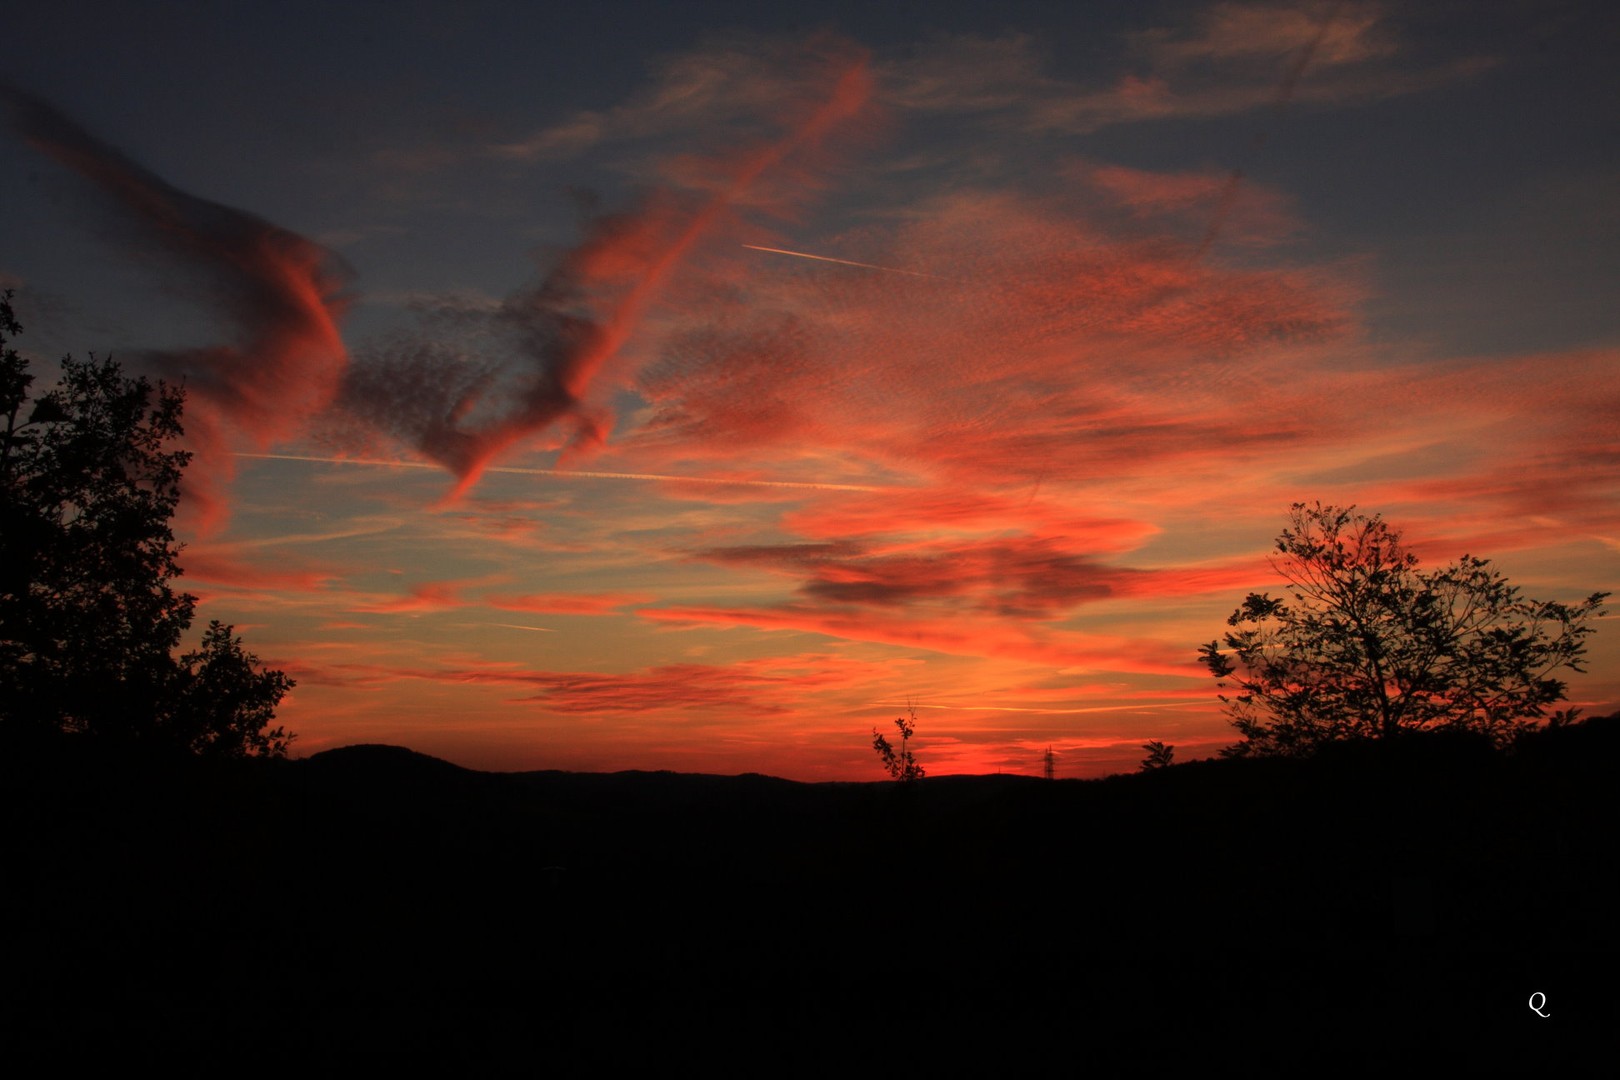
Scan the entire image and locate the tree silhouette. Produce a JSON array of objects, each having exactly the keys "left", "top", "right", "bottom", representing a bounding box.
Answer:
[
  {"left": 872, "top": 704, "right": 924, "bottom": 782},
  {"left": 0, "top": 290, "right": 293, "bottom": 755},
  {"left": 172, "top": 621, "right": 295, "bottom": 757},
  {"left": 1139, "top": 740, "right": 1174, "bottom": 771},
  {"left": 1200, "top": 502, "right": 1607, "bottom": 757}
]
